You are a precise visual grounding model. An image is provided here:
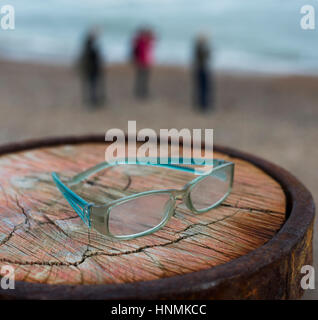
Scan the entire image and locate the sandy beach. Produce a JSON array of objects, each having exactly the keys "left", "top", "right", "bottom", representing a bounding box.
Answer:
[{"left": 0, "top": 59, "right": 317, "bottom": 298}]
